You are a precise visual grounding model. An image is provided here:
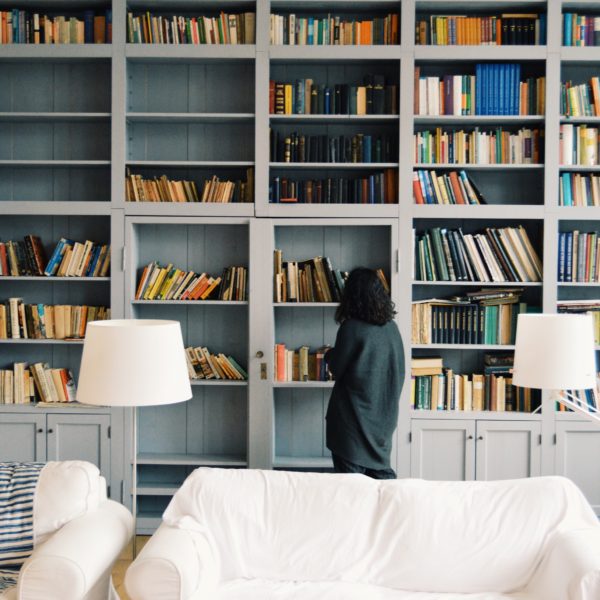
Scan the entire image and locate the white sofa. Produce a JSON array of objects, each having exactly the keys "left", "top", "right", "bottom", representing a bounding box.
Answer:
[
  {"left": 1, "top": 460, "right": 133, "bottom": 600},
  {"left": 125, "top": 468, "right": 600, "bottom": 600}
]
